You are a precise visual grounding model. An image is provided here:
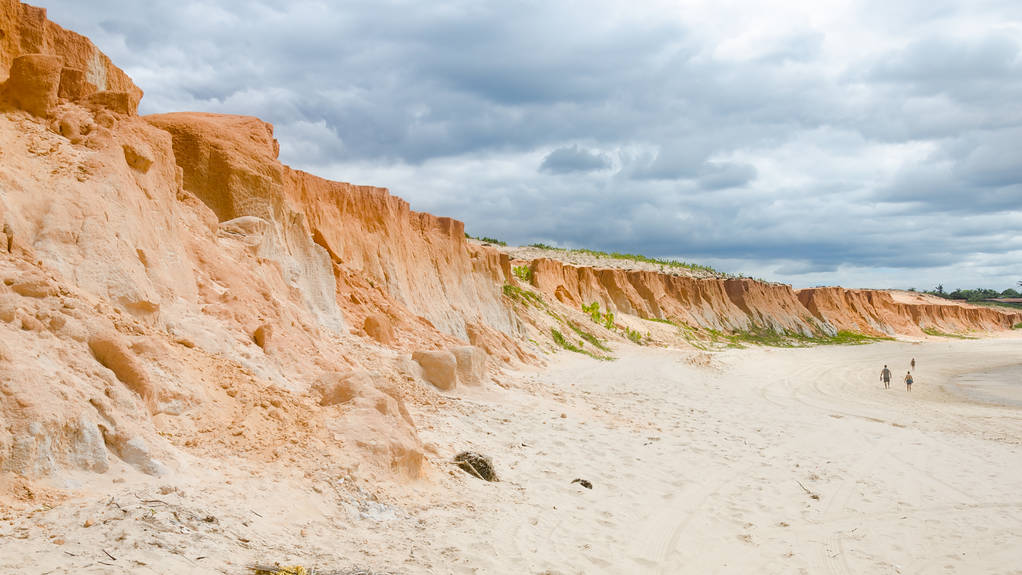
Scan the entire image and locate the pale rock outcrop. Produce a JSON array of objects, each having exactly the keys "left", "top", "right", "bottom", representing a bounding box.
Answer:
[
  {"left": 412, "top": 350, "right": 459, "bottom": 390},
  {"left": 312, "top": 370, "right": 413, "bottom": 425},
  {"left": 452, "top": 345, "right": 488, "bottom": 386},
  {"left": 314, "top": 371, "right": 423, "bottom": 478},
  {"left": 3, "top": 419, "right": 109, "bottom": 476},
  {"left": 103, "top": 433, "right": 166, "bottom": 477}
]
